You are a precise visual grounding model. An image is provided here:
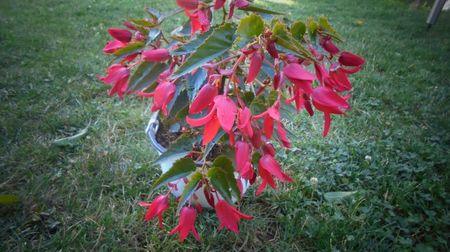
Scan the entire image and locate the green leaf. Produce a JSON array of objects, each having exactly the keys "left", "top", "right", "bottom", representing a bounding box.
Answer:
[
  {"left": 240, "top": 5, "right": 283, "bottom": 15},
  {"left": 203, "top": 130, "right": 226, "bottom": 161},
  {"left": 129, "top": 18, "right": 157, "bottom": 28},
  {"left": 237, "top": 14, "right": 264, "bottom": 40},
  {"left": 208, "top": 167, "right": 232, "bottom": 203},
  {"left": 171, "top": 23, "right": 235, "bottom": 79},
  {"left": 307, "top": 18, "right": 319, "bottom": 42},
  {"left": 146, "top": 7, "right": 161, "bottom": 20},
  {"left": 127, "top": 62, "right": 168, "bottom": 93},
  {"left": 242, "top": 91, "right": 255, "bottom": 104},
  {"left": 152, "top": 157, "right": 197, "bottom": 190},
  {"left": 177, "top": 172, "right": 202, "bottom": 211},
  {"left": 291, "top": 20, "right": 306, "bottom": 40},
  {"left": 168, "top": 89, "right": 189, "bottom": 116},
  {"left": 146, "top": 28, "right": 161, "bottom": 45},
  {"left": 0, "top": 194, "right": 19, "bottom": 205},
  {"left": 187, "top": 67, "right": 208, "bottom": 101},
  {"left": 319, "top": 16, "right": 342, "bottom": 41},
  {"left": 171, "top": 30, "right": 213, "bottom": 56},
  {"left": 213, "top": 155, "right": 240, "bottom": 200},
  {"left": 272, "top": 21, "right": 289, "bottom": 40},
  {"left": 112, "top": 41, "right": 144, "bottom": 57},
  {"left": 154, "top": 134, "right": 195, "bottom": 164},
  {"left": 52, "top": 125, "right": 89, "bottom": 147},
  {"left": 324, "top": 191, "right": 357, "bottom": 203}
]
